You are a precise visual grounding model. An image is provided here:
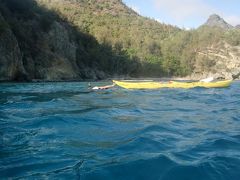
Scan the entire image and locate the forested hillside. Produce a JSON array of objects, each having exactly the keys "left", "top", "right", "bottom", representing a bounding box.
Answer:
[{"left": 0, "top": 0, "right": 239, "bottom": 81}]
